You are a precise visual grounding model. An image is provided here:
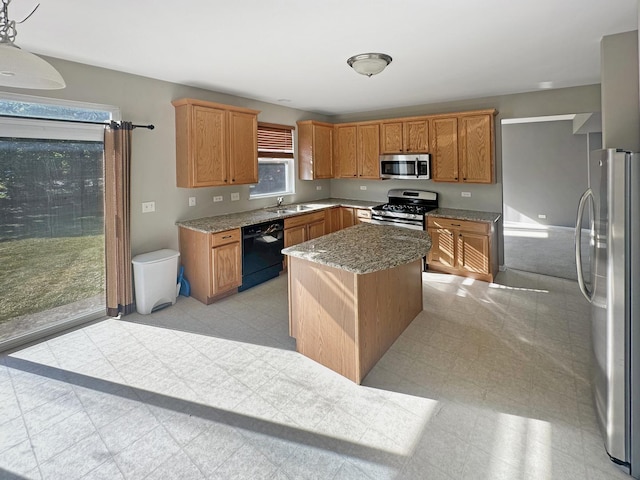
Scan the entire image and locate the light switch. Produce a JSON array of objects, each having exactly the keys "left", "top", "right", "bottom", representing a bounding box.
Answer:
[
  {"left": 316, "top": 186, "right": 322, "bottom": 191},
  {"left": 231, "top": 192, "right": 240, "bottom": 201},
  {"left": 213, "top": 196, "right": 223, "bottom": 203},
  {"left": 461, "top": 192, "right": 471, "bottom": 197},
  {"left": 188, "top": 197, "right": 196, "bottom": 206}
]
